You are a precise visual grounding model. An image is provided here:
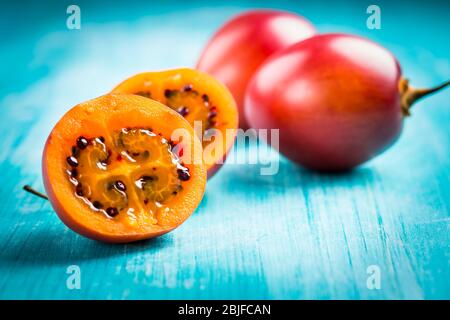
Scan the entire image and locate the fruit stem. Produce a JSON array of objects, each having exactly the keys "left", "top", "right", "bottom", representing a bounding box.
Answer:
[
  {"left": 23, "top": 185, "right": 48, "bottom": 201},
  {"left": 399, "top": 78, "right": 450, "bottom": 116}
]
